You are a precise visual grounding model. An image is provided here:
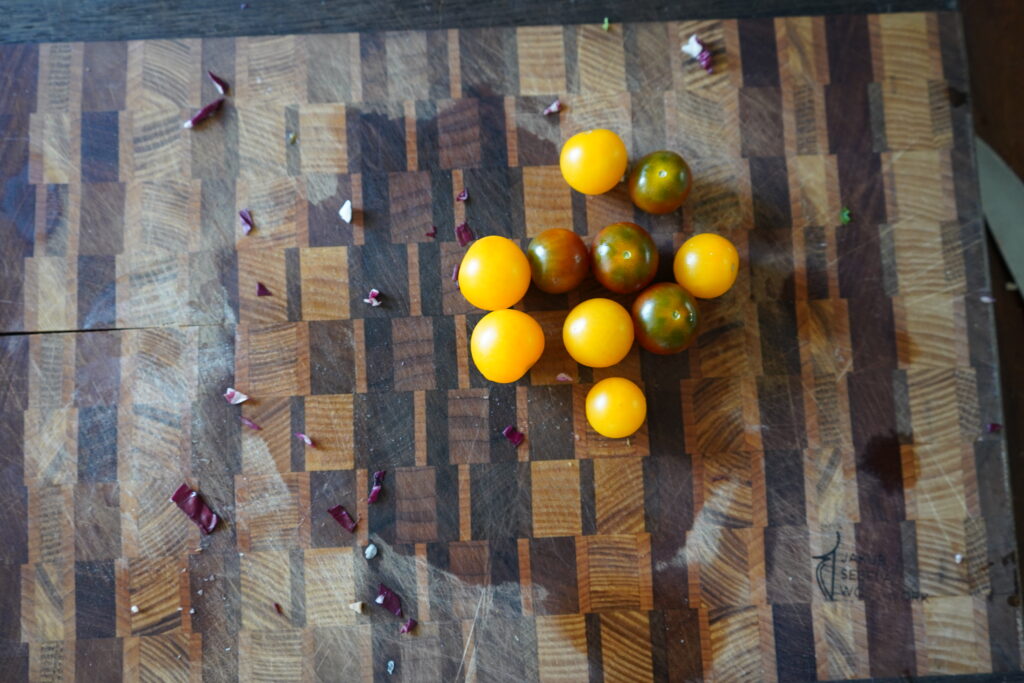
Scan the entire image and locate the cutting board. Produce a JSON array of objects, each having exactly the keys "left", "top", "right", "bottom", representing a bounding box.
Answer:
[{"left": 0, "top": 11, "right": 1020, "bottom": 681}]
